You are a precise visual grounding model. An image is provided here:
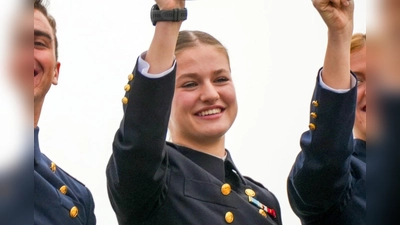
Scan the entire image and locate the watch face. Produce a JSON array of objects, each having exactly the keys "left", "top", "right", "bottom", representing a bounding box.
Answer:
[
  {"left": 152, "top": 4, "right": 160, "bottom": 11},
  {"left": 151, "top": 4, "right": 161, "bottom": 26}
]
